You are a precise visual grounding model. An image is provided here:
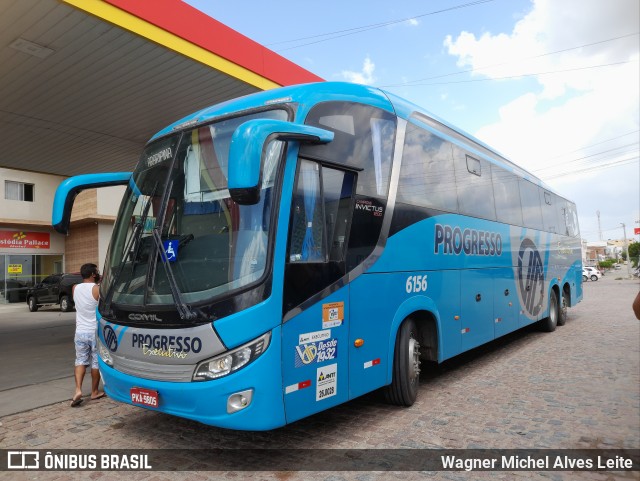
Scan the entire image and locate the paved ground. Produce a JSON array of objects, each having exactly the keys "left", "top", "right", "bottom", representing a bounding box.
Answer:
[
  {"left": 0, "top": 303, "right": 99, "bottom": 417},
  {"left": 0, "top": 276, "right": 638, "bottom": 480}
]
